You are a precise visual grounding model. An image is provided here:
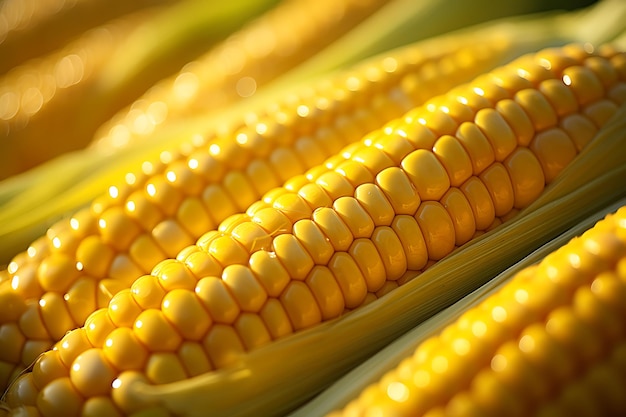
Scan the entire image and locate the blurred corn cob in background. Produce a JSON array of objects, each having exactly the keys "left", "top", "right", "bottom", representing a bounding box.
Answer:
[
  {"left": 0, "top": 0, "right": 180, "bottom": 74},
  {"left": 0, "top": 0, "right": 285, "bottom": 180},
  {"left": 0, "top": 0, "right": 625, "bottom": 416}
]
